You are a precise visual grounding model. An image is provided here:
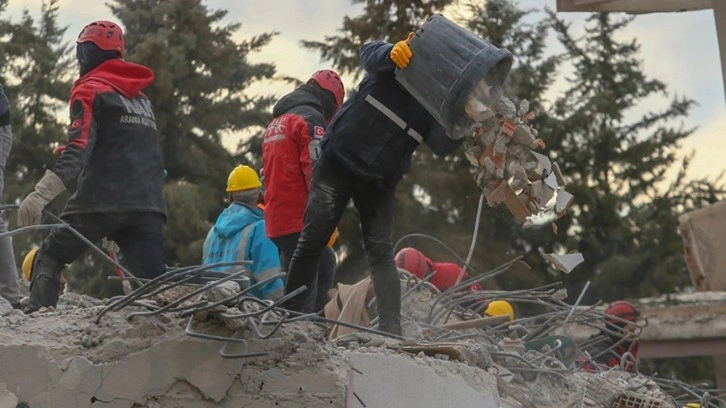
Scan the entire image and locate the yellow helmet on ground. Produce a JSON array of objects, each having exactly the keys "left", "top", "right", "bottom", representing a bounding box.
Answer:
[
  {"left": 683, "top": 403, "right": 701, "bottom": 408},
  {"left": 226, "top": 165, "right": 261, "bottom": 193},
  {"left": 485, "top": 300, "right": 515, "bottom": 322},
  {"left": 22, "top": 247, "right": 39, "bottom": 281}
]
